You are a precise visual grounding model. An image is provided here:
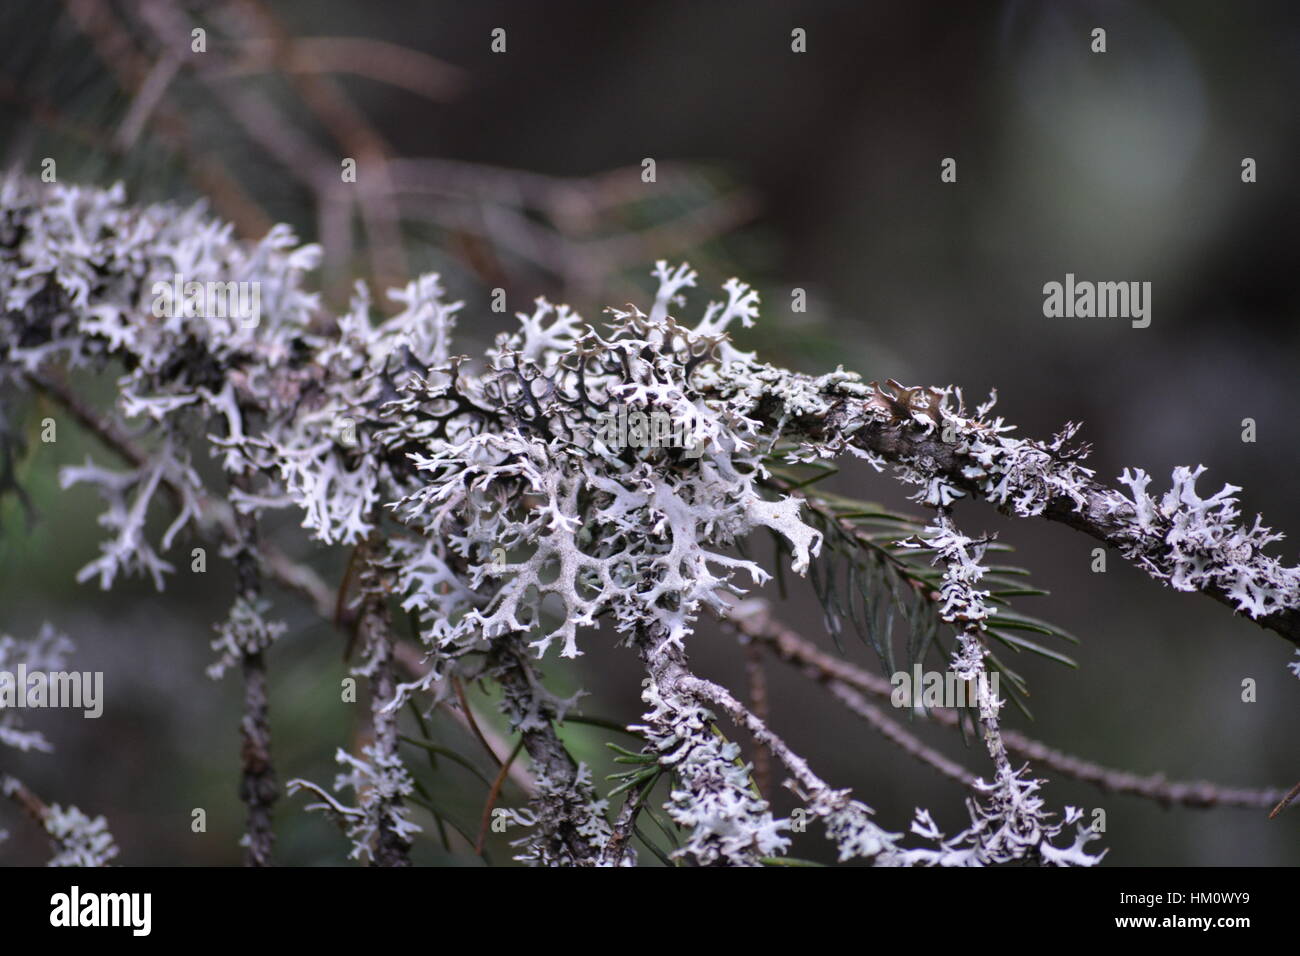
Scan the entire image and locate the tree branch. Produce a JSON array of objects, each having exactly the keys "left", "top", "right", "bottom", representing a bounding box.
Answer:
[
  {"left": 723, "top": 600, "right": 1288, "bottom": 811},
  {"left": 355, "top": 582, "right": 413, "bottom": 866},
  {"left": 488, "top": 637, "right": 612, "bottom": 866},
  {"left": 757, "top": 379, "right": 1300, "bottom": 648},
  {"left": 229, "top": 474, "right": 277, "bottom": 867}
]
